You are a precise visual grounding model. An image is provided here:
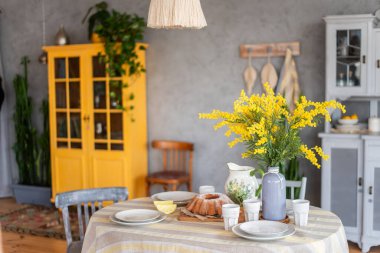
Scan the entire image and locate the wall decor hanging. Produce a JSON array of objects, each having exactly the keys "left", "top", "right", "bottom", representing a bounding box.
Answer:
[
  {"left": 277, "top": 48, "right": 300, "bottom": 112},
  {"left": 240, "top": 41, "right": 301, "bottom": 109},
  {"left": 260, "top": 47, "right": 278, "bottom": 90},
  {"left": 147, "top": 0, "right": 207, "bottom": 29},
  {"left": 243, "top": 49, "right": 257, "bottom": 96}
]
